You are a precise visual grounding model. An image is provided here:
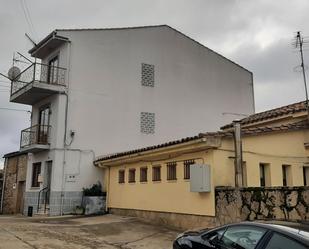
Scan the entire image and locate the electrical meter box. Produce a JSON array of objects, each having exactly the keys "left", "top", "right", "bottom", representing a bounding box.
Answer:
[{"left": 190, "top": 164, "right": 211, "bottom": 192}]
